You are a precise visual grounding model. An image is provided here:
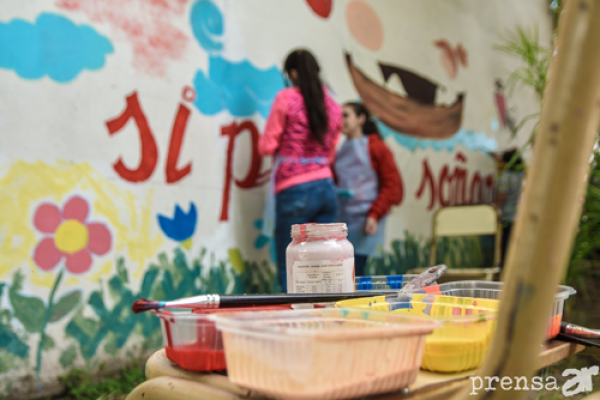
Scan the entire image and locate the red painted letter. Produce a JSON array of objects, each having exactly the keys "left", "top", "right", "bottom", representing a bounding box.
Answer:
[
  {"left": 470, "top": 172, "right": 482, "bottom": 204},
  {"left": 106, "top": 92, "right": 158, "bottom": 183},
  {"left": 438, "top": 165, "right": 453, "bottom": 207},
  {"left": 484, "top": 174, "right": 495, "bottom": 203},
  {"left": 416, "top": 159, "right": 437, "bottom": 210},
  {"left": 219, "top": 121, "right": 270, "bottom": 221},
  {"left": 165, "top": 104, "right": 192, "bottom": 184},
  {"left": 452, "top": 152, "right": 468, "bottom": 205},
  {"left": 233, "top": 121, "right": 268, "bottom": 189}
]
